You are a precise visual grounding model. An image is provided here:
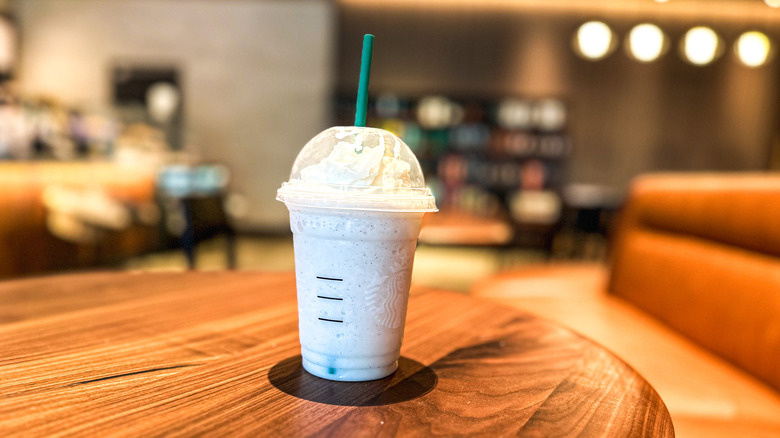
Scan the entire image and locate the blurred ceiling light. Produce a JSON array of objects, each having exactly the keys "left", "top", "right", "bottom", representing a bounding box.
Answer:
[
  {"left": 765, "top": 0, "right": 780, "bottom": 8},
  {"left": 654, "top": 0, "right": 670, "bottom": 3},
  {"left": 682, "top": 26, "right": 721, "bottom": 66},
  {"left": 574, "top": 21, "right": 615, "bottom": 61},
  {"left": 627, "top": 23, "right": 667, "bottom": 62},
  {"left": 735, "top": 31, "right": 772, "bottom": 67}
]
